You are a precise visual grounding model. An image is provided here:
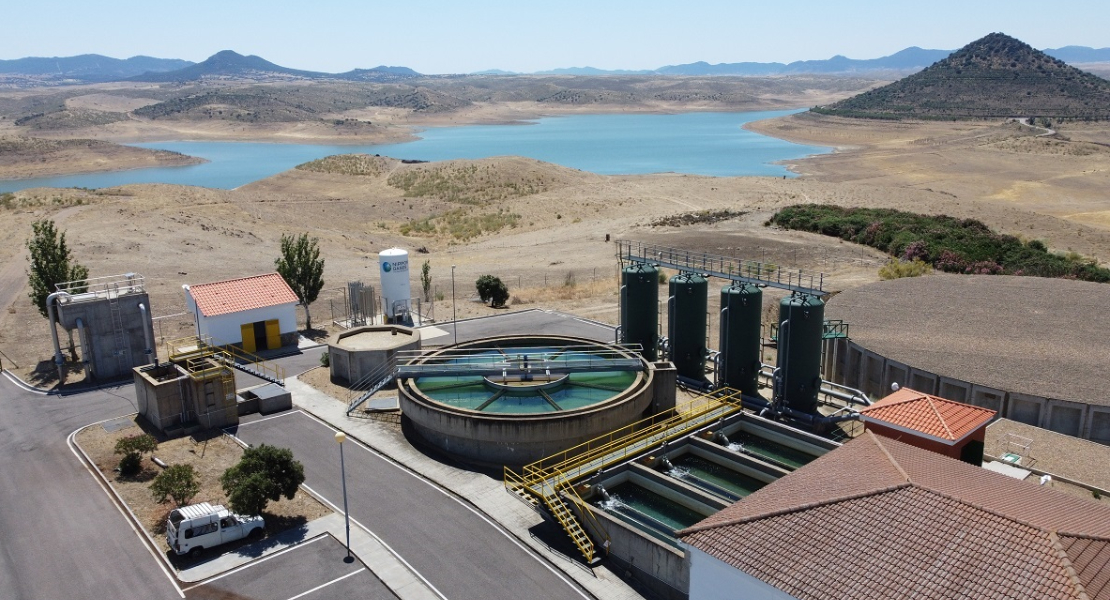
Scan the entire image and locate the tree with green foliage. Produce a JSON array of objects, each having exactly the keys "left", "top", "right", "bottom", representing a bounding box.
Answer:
[
  {"left": 114, "top": 433, "right": 158, "bottom": 476},
  {"left": 421, "top": 260, "right": 432, "bottom": 302},
  {"left": 26, "top": 219, "right": 88, "bottom": 319},
  {"left": 220, "top": 444, "right": 305, "bottom": 516},
  {"left": 151, "top": 464, "right": 200, "bottom": 506},
  {"left": 275, "top": 233, "right": 325, "bottom": 331},
  {"left": 475, "top": 275, "right": 509, "bottom": 308}
]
